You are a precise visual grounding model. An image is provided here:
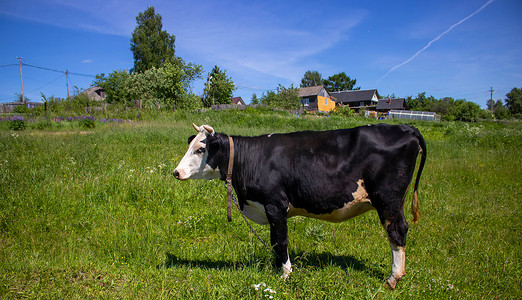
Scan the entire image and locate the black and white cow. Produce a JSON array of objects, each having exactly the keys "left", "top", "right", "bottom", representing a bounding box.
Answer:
[{"left": 174, "top": 123, "right": 426, "bottom": 289}]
